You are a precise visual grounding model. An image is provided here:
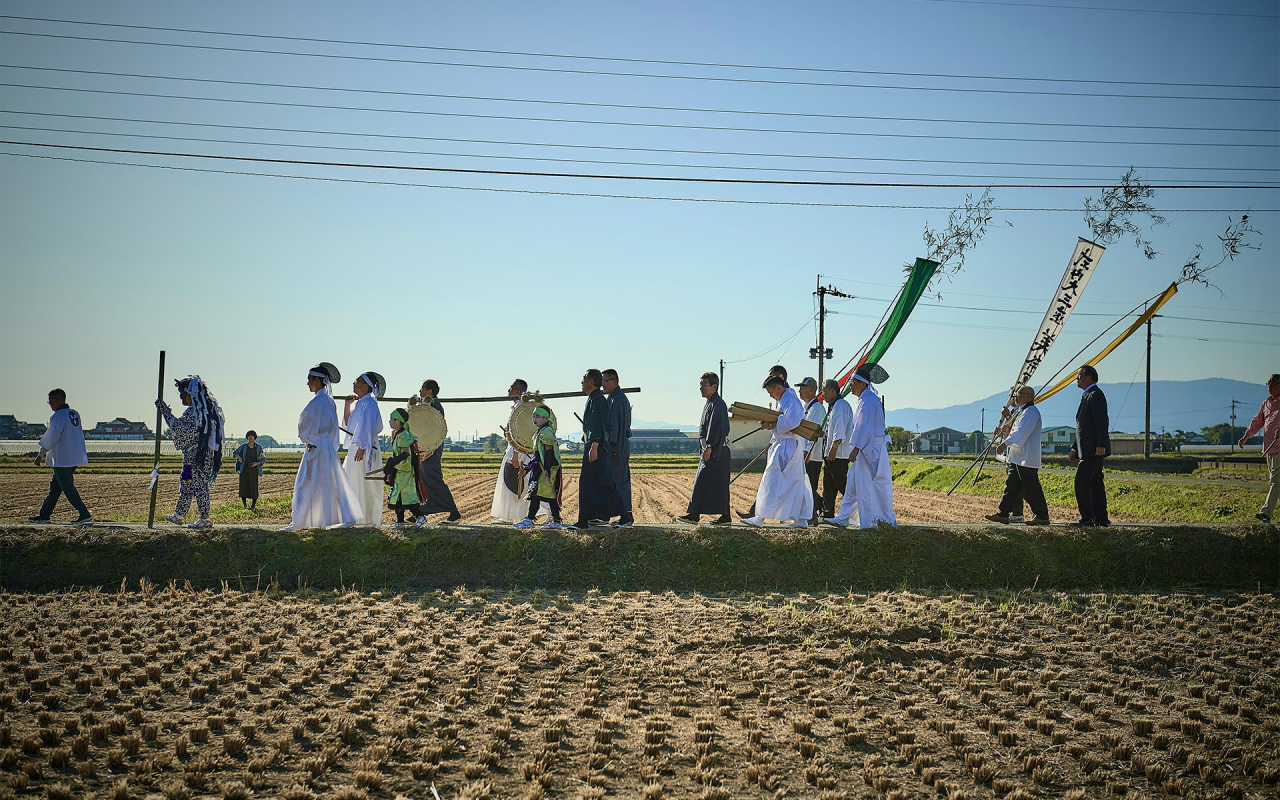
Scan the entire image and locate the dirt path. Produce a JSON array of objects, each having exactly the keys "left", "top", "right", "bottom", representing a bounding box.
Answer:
[{"left": 2, "top": 470, "right": 1124, "bottom": 526}]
